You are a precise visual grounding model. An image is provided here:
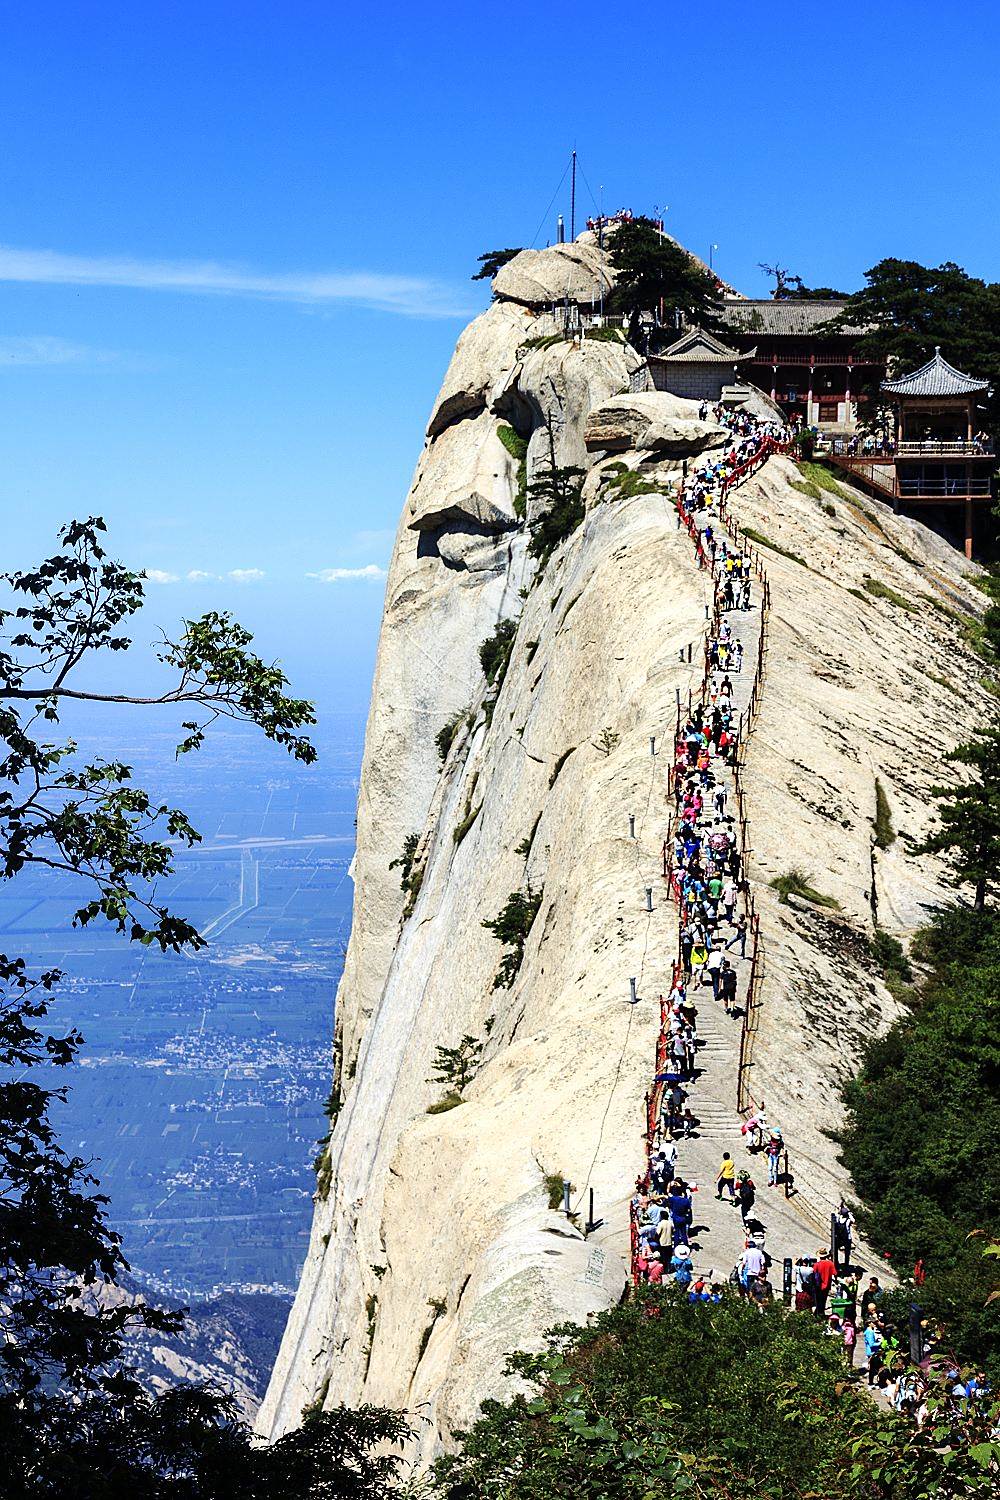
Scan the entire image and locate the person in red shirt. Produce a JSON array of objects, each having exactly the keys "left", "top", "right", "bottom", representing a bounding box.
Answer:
[{"left": 812, "top": 1247, "right": 836, "bottom": 1316}]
